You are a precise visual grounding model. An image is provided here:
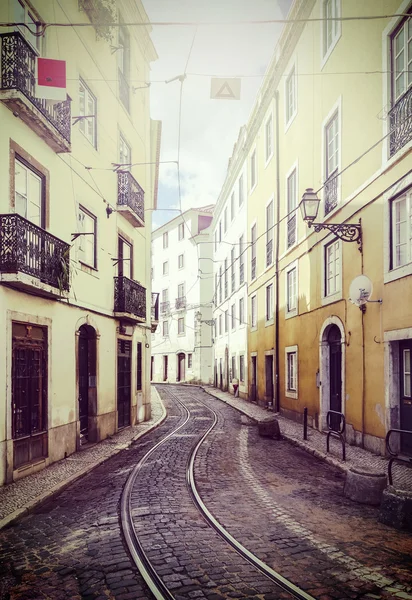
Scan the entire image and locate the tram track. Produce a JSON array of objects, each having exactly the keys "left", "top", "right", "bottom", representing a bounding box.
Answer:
[{"left": 121, "top": 385, "right": 315, "bottom": 600}]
